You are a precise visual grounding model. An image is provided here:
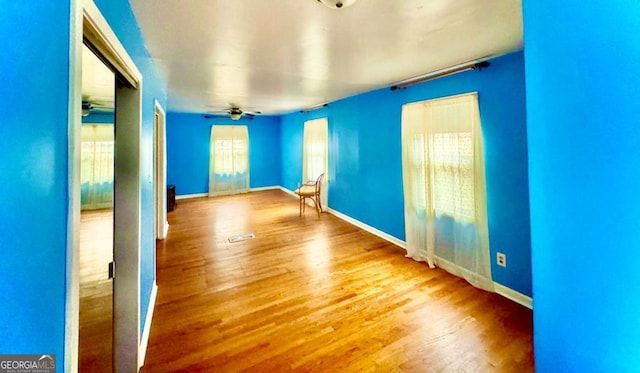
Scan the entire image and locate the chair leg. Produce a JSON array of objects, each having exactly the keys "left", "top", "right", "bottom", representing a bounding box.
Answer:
[
  {"left": 315, "top": 197, "right": 321, "bottom": 218},
  {"left": 316, "top": 193, "right": 323, "bottom": 213},
  {"left": 299, "top": 196, "right": 303, "bottom": 216}
]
